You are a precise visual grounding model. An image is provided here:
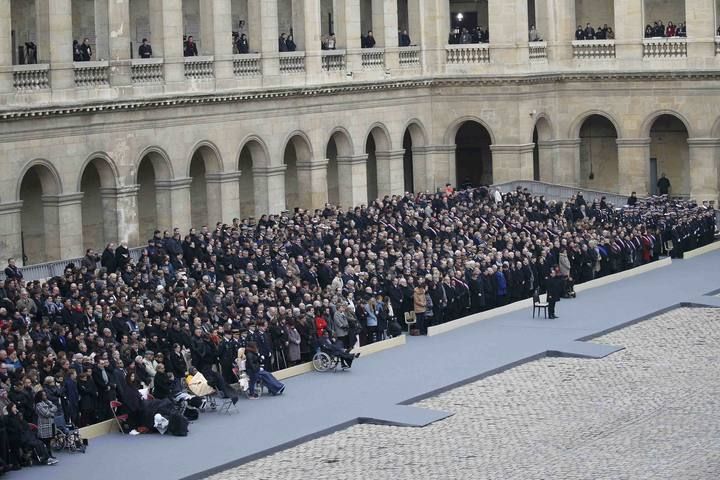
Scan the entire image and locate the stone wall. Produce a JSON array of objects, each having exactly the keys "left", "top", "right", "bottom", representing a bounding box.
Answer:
[
  {"left": 575, "top": 0, "right": 614, "bottom": 28},
  {"left": 643, "top": 0, "right": 685, "bottom": 26}
]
